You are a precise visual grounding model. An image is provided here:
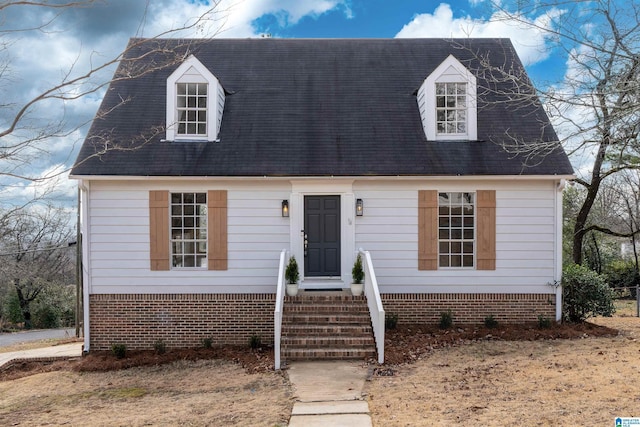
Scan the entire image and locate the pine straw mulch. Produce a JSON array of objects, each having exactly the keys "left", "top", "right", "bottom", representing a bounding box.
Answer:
[{"left": 0, "top": 321, "right": 618, "bottom": 382}]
